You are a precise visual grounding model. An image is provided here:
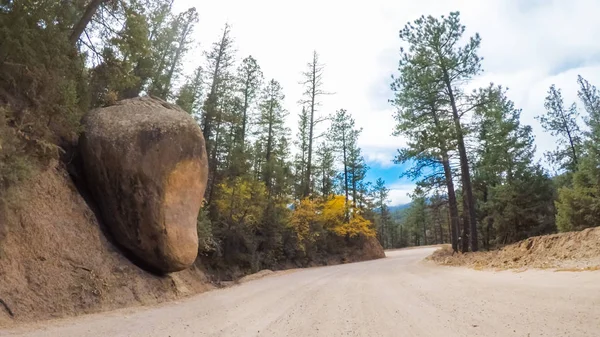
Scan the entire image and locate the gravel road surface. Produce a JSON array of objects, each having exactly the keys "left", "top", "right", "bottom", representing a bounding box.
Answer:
[{"left": 2, "top": 247, "right": 599, "bottom": 337}]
